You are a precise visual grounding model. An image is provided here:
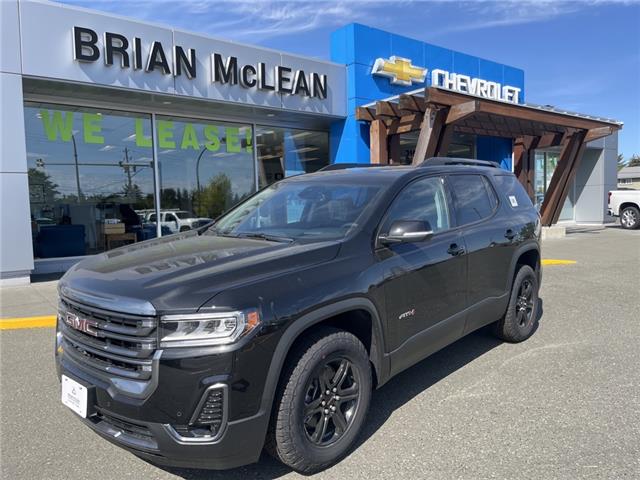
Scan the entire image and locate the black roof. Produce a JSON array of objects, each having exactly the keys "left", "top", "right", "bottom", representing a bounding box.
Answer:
[{"left": 292, "top": 158, "right": 510, "bottom": 186}]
